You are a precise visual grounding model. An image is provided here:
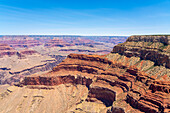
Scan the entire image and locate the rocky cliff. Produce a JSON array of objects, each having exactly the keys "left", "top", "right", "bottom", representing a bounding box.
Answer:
[
  {"left": 0, "top": 35, "right": 169, "bottom": 113},
  {"left": 0, "top": 44, "right": 17, "bottom": 57},
  {"left": 0, "top": 44, "right": 39, "bottom": 58},
  {"left": 112, "top": 35, "right": 170, "bottom": 68},
  {"left": 19, "top": 49, "right": 38, "bottom": 55}
]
